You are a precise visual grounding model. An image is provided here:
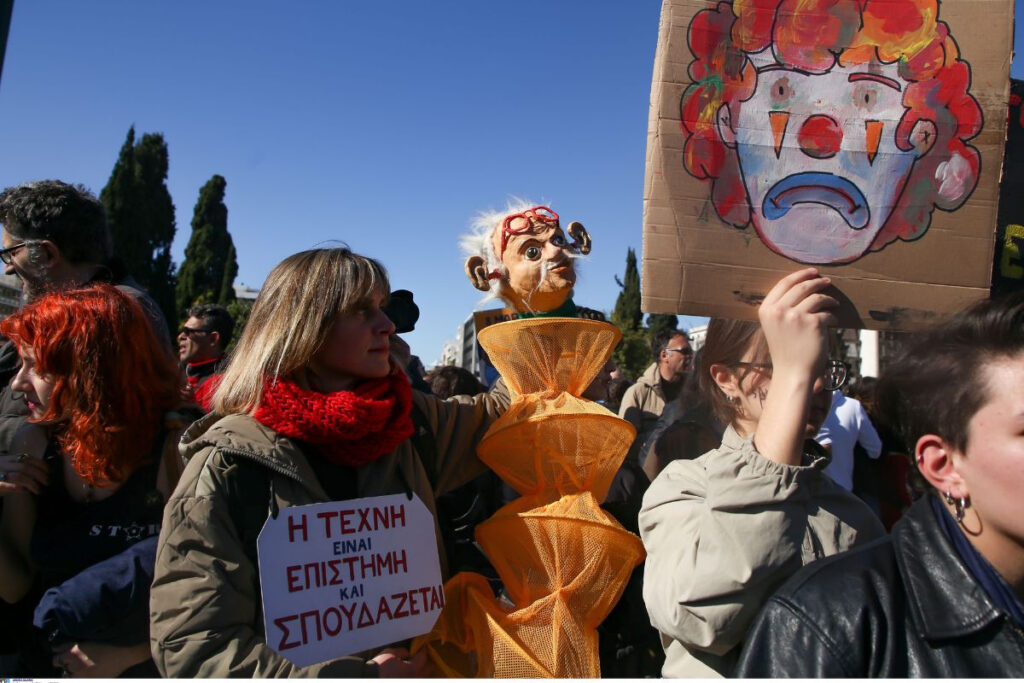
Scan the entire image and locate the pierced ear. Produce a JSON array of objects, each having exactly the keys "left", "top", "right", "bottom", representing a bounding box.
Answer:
[
  {"left": 464, "top": 256, "right": 491, "bottom": 292},
  {"left": 708, "top": 362, "right": 739, "bottom": 398},
  {"left": 717, "top": 103, "right": 737, "bottom": 149},
  {"left": 567, "top": 221, "right": 591, "bottom": 255},
  {"left": 909, "top": 119, "right": 937, "bottom": 158},
  {"left": 916, "top": 434, "right": 966, "bottom": 496}
]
